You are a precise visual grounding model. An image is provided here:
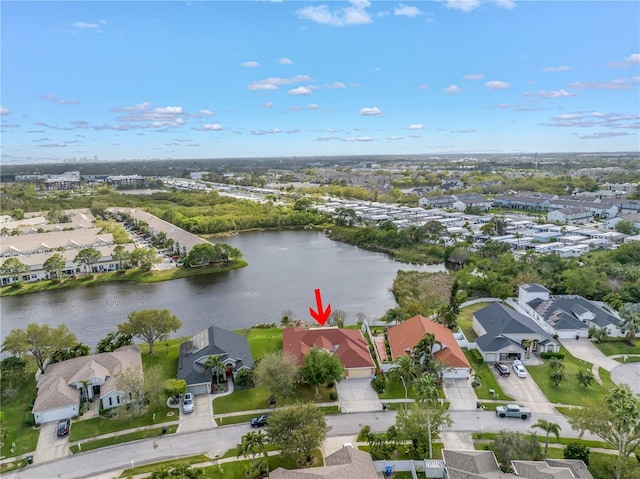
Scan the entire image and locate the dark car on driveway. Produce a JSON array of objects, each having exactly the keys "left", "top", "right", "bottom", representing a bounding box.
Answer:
[
  {"left": 494, "top": 362, "right": 511, "bottom": 376},
  {"left": 57, "top": 418, "right": 71, "bottom": 437},
  {"left": 250, "top": 415, "right": 268, "bottom": 428}
]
